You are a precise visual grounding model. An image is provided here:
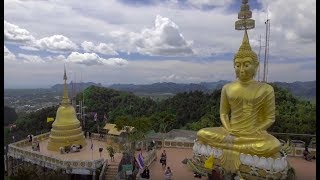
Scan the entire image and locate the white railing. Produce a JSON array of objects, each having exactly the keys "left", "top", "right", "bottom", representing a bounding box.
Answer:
[
  {"left": 143, "top": 149, "right": 157, "bottom": 167},
  {"left": 98, "top": 160, "right": 109, "bottom": 180},
  {"left": 7, "top": 132, "right": 104, "bottom": 175},
  {"left": 163, "top": 140, "right": 194, "bottom": 149}
]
